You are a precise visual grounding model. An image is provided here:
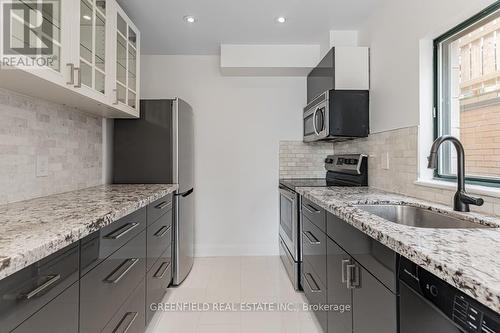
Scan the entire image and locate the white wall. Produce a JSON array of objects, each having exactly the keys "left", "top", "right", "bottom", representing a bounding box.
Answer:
[
  {"left": 359, "top": 0, "right": 497, "bottom": 133},
  {"left": 141, "top": 55, "right": 306, "bottom": 256}
]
